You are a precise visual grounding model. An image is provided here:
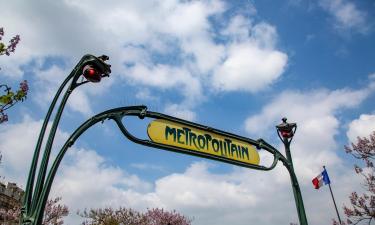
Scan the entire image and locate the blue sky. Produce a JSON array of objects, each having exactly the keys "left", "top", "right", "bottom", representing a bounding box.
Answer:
[{"left": 1, "top": 0, "right": 375, "bottom": 224}]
